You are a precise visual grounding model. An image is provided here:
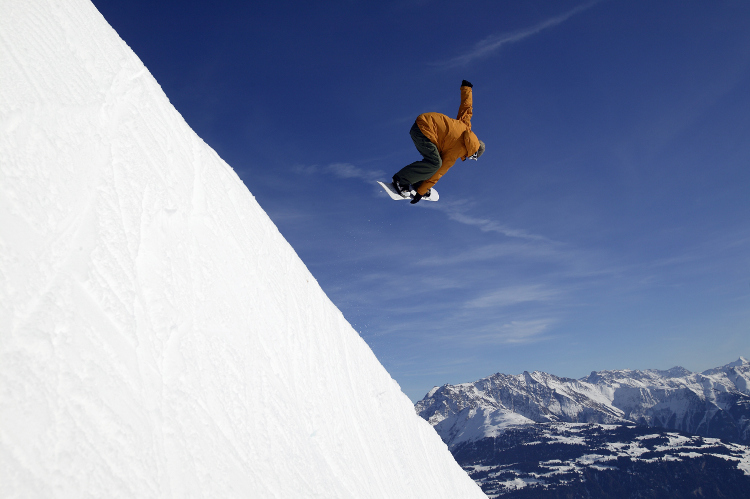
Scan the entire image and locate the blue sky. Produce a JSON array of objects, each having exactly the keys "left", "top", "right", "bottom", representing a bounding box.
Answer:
[{"left": 92, "top": 0, "right": 750, "bottom": 401}]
